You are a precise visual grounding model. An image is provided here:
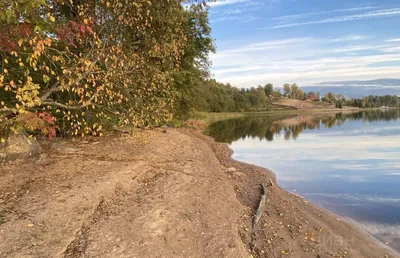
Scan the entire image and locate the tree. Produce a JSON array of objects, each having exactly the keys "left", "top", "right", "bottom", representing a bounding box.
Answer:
[
  {"left": 0, "top": 0, "right": 215, "bottom": 138},
  {"left": 172, "top": 4, "right": 215, "bottom": 119},
  {"left": 290, "top": 83, "right": 303, "bottom": 99},
  {"left": 323, "top": 92, "right": 336, "bottom": 103},
  {"left": 264, "top": 83, "right": 273, "bottom": 97},
  {"left": 283, "top": 83, "right": 291, "bottom": 97},
  {"left": 255, "top": 86, "right": 267, "bottom": 109},
  {"left": 336, "top": 94, "right": 345, "bottom": 102},
  {"left": 273, "top": 88, "right": 282, "bottom": 97}
]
